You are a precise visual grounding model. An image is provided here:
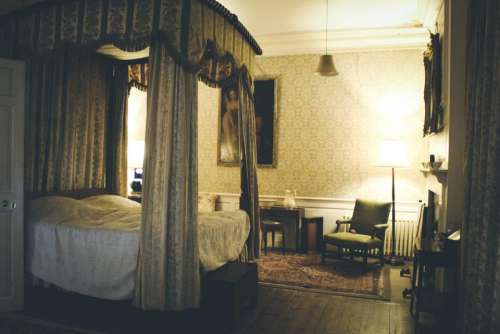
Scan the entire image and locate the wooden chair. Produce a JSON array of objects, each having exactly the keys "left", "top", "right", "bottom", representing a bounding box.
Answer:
[
  {"left": 322, "top": 199, "right": 391, "bottom": 272},
  {"left": 261, "top": 220, "right": 286, "bottom": 255}
]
